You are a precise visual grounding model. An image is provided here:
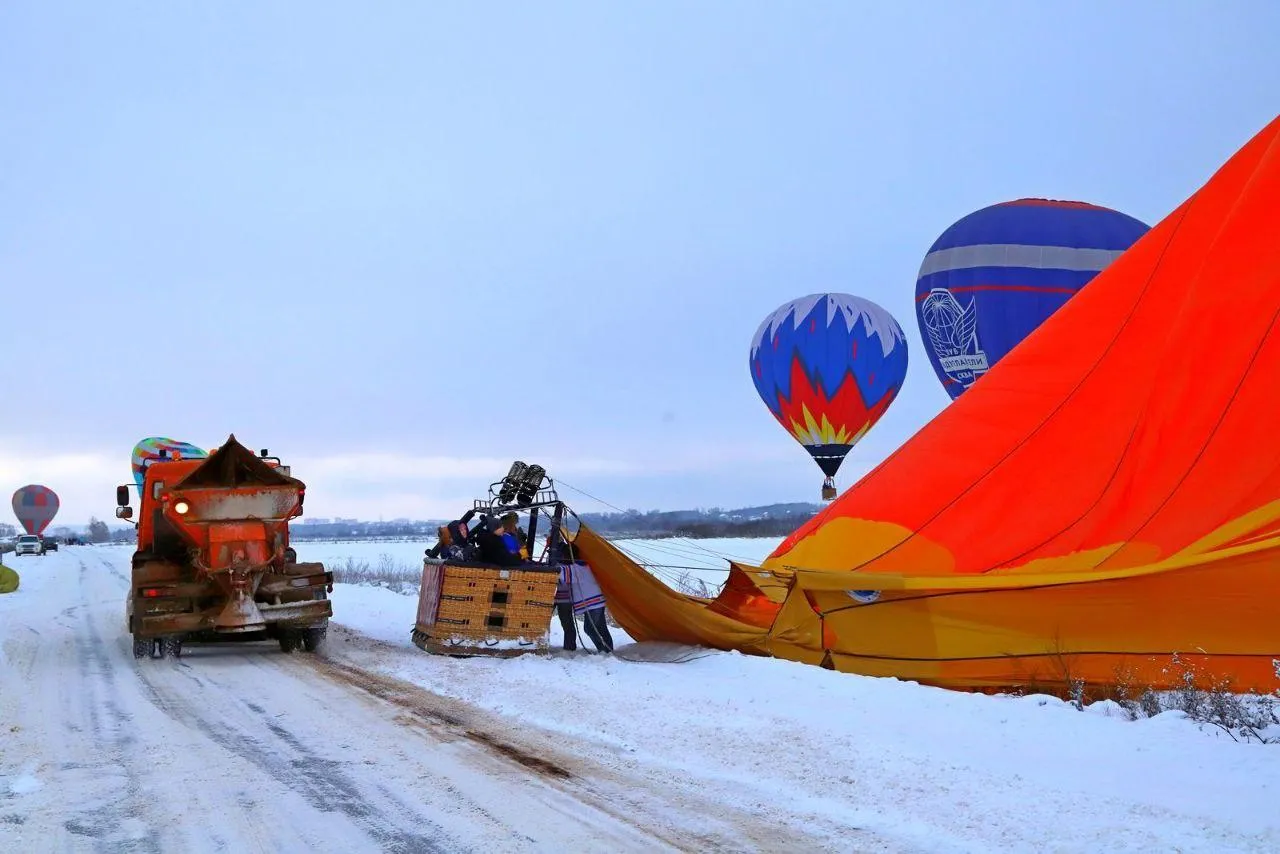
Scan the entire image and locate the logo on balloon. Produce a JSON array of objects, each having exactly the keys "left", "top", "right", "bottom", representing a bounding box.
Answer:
[
  {"left": 846, "top": 589, "right": 881, "bottom": 604},
  {"left": 914, "top": 199, "right": 1149, "bottom": 401},
  {"left": 920, "top": 288, "right": 988, "bottom": 391}
]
